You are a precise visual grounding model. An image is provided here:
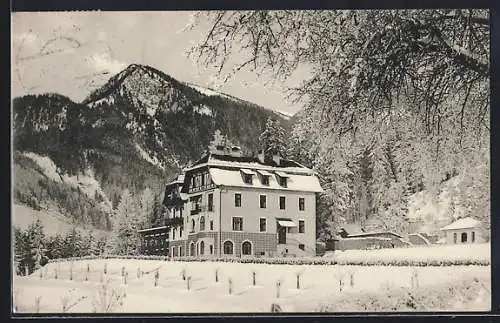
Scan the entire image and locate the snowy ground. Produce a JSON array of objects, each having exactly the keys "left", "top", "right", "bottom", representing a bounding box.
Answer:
[{"left": 13, "top": 257, "right": 490, "bottom": 313}]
